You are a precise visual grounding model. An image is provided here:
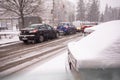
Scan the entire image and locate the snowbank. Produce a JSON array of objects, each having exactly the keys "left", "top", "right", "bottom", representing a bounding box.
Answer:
[
  {"left": 85, "top": 20, "right": 120, "bottom": 33},
  {"left": 0, "top": 30, "right": 20, "bottom": 45}
]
